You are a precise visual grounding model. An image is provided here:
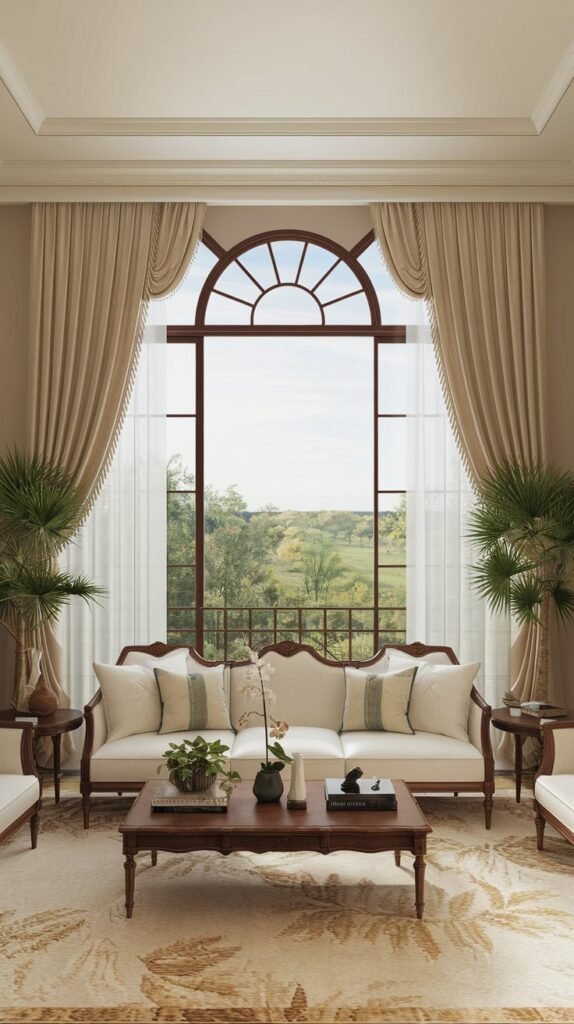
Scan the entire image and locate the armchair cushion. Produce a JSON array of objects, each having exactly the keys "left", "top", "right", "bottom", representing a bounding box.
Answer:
[
  {"left": 535, "top": 775, "right": 574, "bottom": 834},
  {"left": 0, "top": 776, "right": 40, "bottom": 836}
]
